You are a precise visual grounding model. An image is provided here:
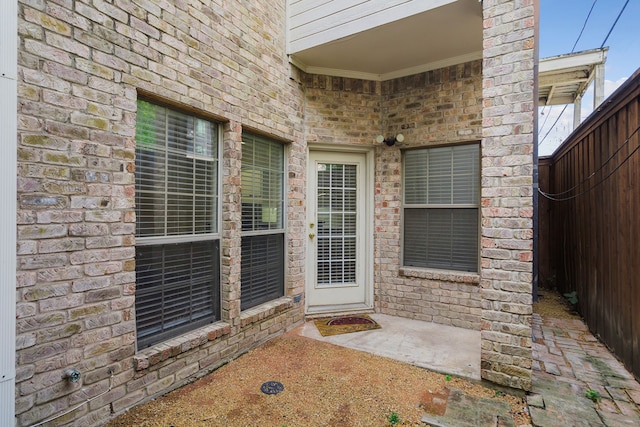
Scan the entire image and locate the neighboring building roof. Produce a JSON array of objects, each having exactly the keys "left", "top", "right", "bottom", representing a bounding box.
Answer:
[{"left": 538, "top": 48, "right": 608, "bottom": 106}]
